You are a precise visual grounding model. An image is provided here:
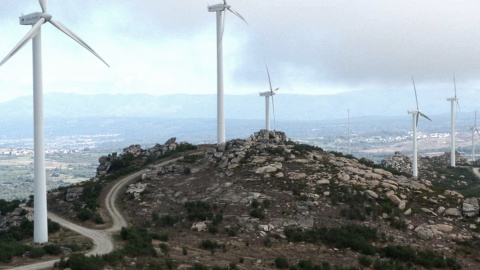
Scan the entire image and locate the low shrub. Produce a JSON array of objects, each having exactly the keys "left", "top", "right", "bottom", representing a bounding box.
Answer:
[
  {"left": 56, "top": 254, "right": 105, "bottom": 270},
  {"left": 200, "top": 239, "right": 219, "bottom": 253},
  {"left": 44, "top": 245, "right": 62, "bottom": 255},
  {"left": 274, "top": 256, "right": 289, "bottom": 268}
]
